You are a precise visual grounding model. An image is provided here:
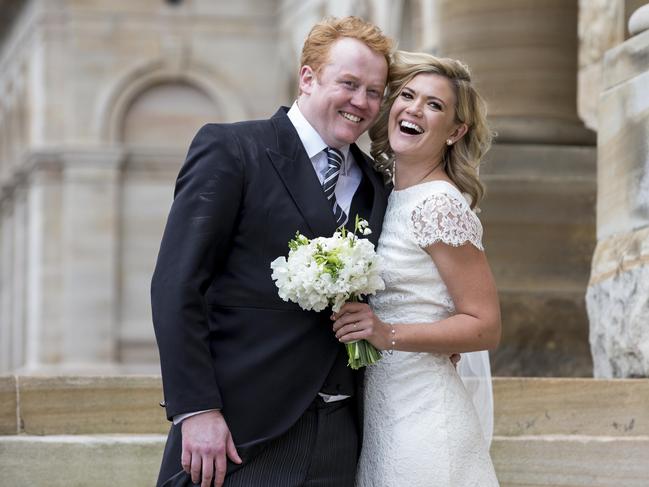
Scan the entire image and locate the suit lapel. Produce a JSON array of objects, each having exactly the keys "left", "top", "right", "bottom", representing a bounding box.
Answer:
[
  {"left": 266, "top": 108, "right": 389, "bottom": 243},
  {"left": 266, "top": 109, "right": 338, "bottom": 238},
  {"left": 350, "top": 144, "right": 388, "bottom": 247}
]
